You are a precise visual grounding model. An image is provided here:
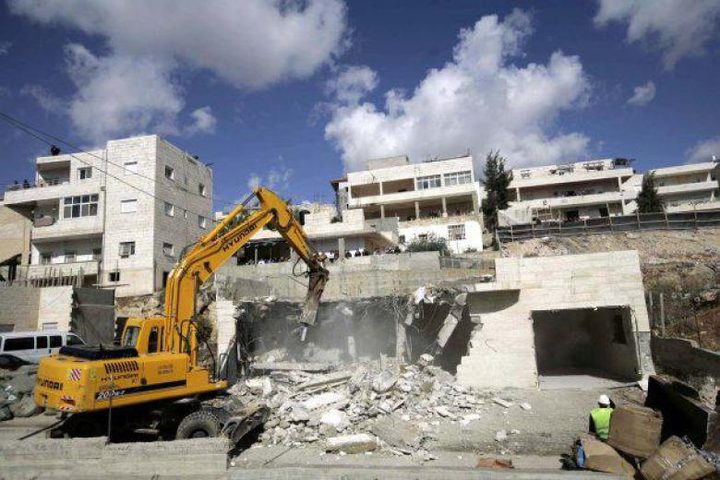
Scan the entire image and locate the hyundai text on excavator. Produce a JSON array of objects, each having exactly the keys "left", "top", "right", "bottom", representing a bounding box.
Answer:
[{"left": 34, "top": 187, "right": 328, "bottom": 441}]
